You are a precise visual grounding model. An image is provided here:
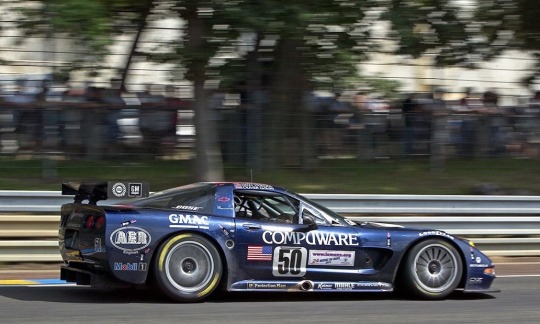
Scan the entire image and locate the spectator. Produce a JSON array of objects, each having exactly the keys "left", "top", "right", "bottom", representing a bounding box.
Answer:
[
  {"left": 163, "top": 85, "right": 189, "bottom": 156},
  {"left": 102, "top": 77, "right": 125, "bottom": 156},
  {"left": 32, "top": 79, "right": 49, "bottom": 152},
  {"left": 479, "top": 90, "right": 507, "bottom": 156},
  {"left": 402, "top": 93, "right": 418, "bottom": 155},
  {"left": 4, "top": 79, "right": 37, "bottom": 154},
  {"left": 521, "top": 91, "right": 540, "bottom": 157},
  {"left": 82, "top": 85, "right": 108, "bottom": 160},
  {"left": 138, "top": 84, "right": 168, "bottom": 158},
  {"left": 428, "top": 88, "right": 448, "bottom": 168},
  {"left": 323, "top": 92, "right": 352, "bottom": 156},
  {"left": 456, "top": 88, "right": 482, "bottom": 158},
  {"left": 60, "top": 84, "right": 85, "bottom": 156}
]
